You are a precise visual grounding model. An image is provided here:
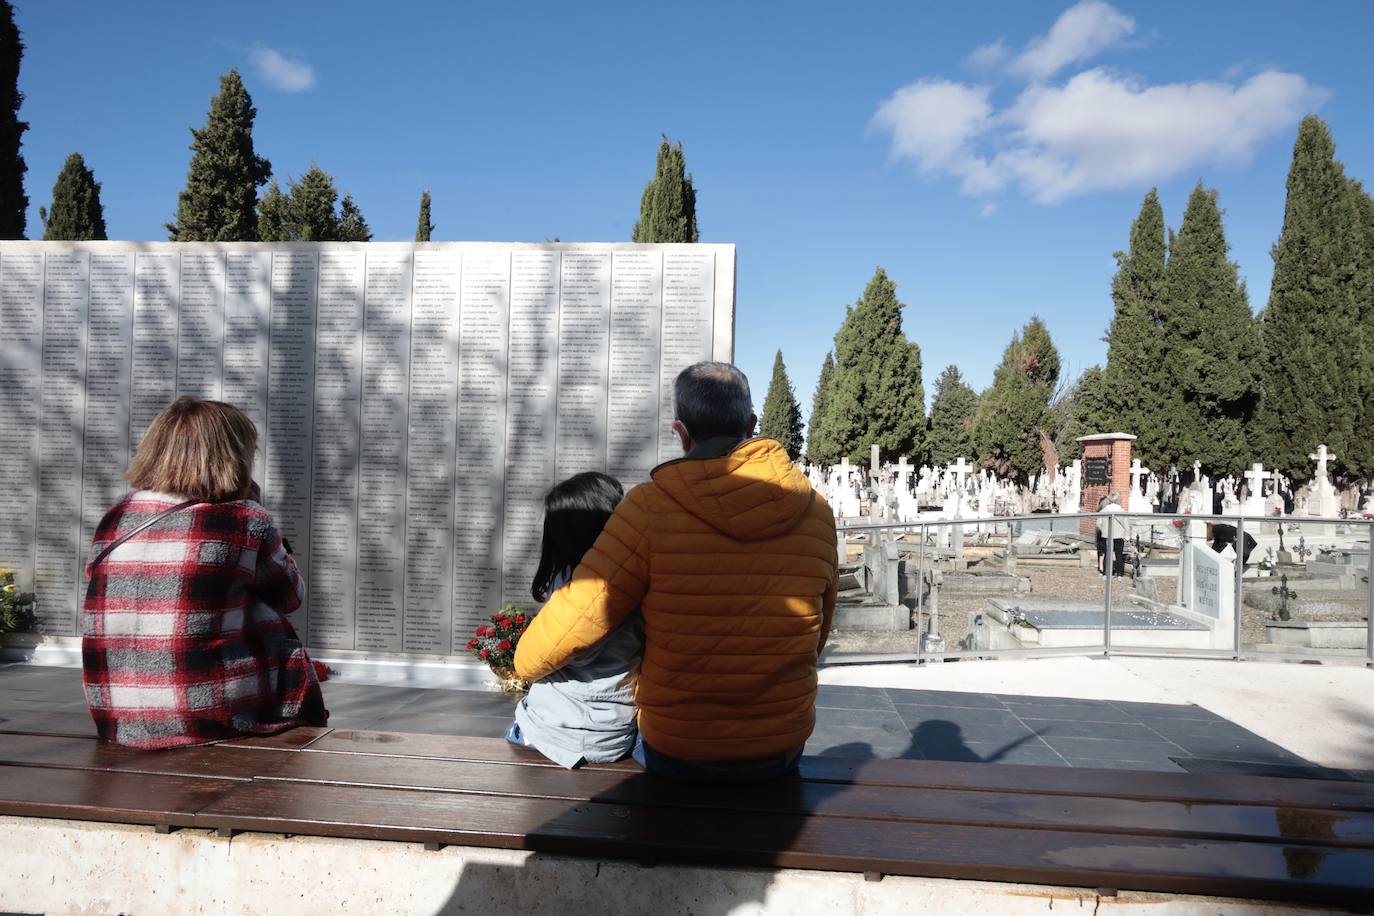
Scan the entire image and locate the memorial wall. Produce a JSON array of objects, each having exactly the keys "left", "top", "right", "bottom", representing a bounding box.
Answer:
[{"left": 0, "top": 242, "right": 735, "bottom": 657}]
